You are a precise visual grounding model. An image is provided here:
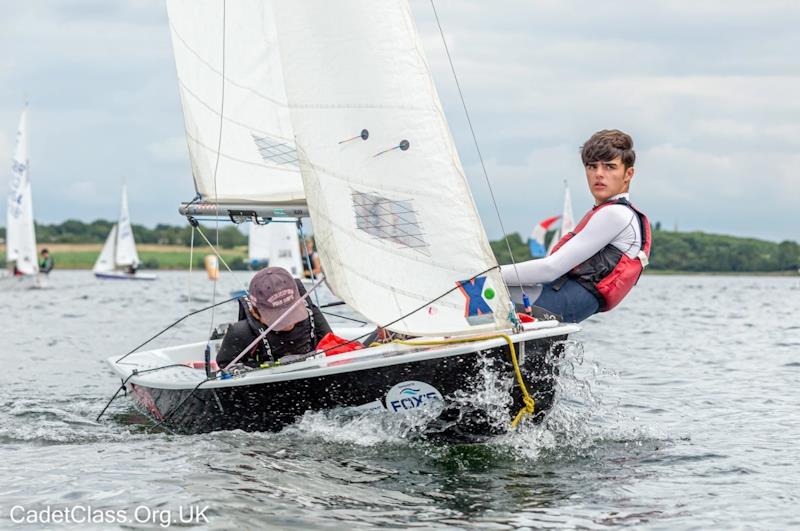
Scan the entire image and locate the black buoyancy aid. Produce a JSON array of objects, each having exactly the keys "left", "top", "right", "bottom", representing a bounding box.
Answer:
[
  {"left": 550, "top": 197, "right": 651, "bottom": 311},
  {"left": 236, "top": 297, "right": 316, "bottom": 363}
]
